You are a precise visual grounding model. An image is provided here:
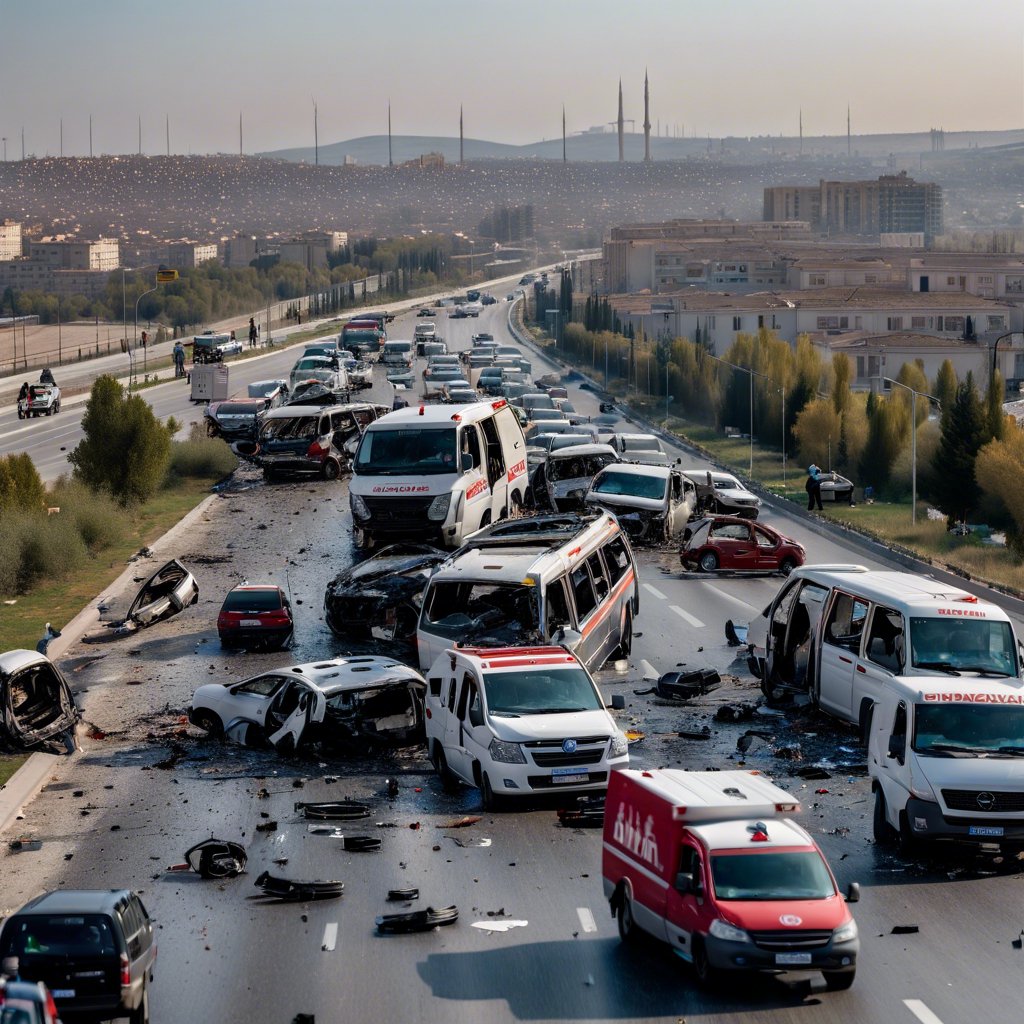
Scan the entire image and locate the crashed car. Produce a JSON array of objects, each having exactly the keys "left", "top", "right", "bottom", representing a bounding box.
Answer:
[
  {"left": 85, "top": 559, "right": 198, "bottom": 641},
  {"left": 204, "top": 396, "right": 274, "bottom": 443},
  {"left": 248, "top": 378, "right": 289, "bottom": 404},
  {"left": 584, "top": 463, "right": 696, "bottom": 543},
  {"left": 189, "top": 657, "right": 427, "bottom": 752},
  {"left": 682, "top": 468, "right": 762, "bottom": 519},
  {"left": 680, "top": 515, "right": 805, "bottom": 575},
  {"left": 17, "top": 382, "right": 61, "bottom": 419},
  {"left": 348, "top": 360, "right": 374, "bottom": 390},
  {"left": 324, "top": 544, "right": 446, "bottom": 642},
  {"left": 0, "top": 650, "right": 79, "bottom": 753},
  {"left": 530, "top": 443, "right": 620, "bottom": 512}
]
